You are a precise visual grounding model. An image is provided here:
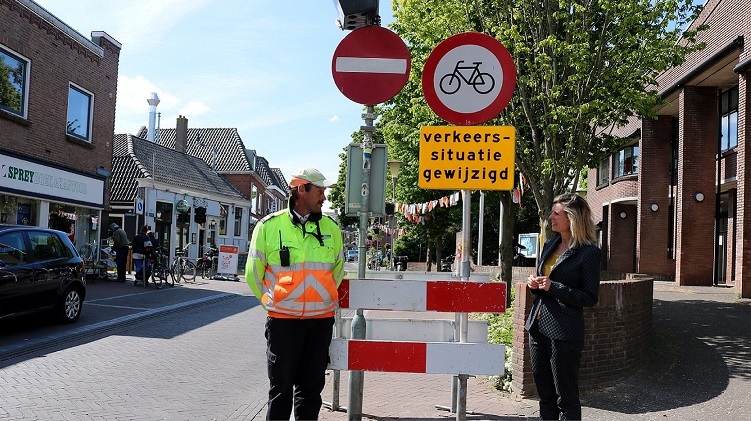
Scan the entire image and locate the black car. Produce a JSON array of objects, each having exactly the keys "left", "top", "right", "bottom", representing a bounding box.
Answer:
[{"left": 0, "top": 225, "right": 86, "bottom": 323}]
